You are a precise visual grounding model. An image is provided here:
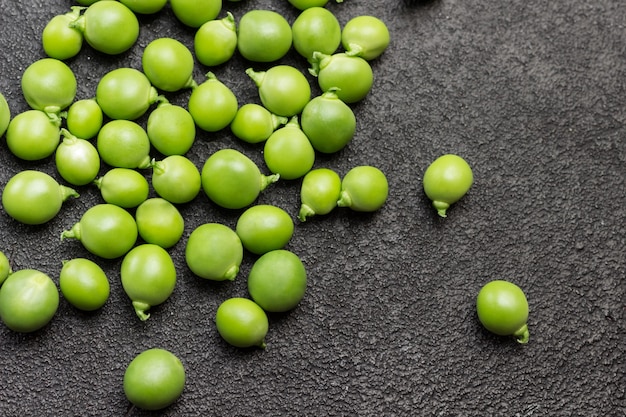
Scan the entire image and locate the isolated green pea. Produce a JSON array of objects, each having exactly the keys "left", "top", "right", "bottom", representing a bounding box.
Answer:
[
  {"left": 6, "top": 109, "right": 61, "bottom": 161},
  {"left": 61, "top": 203, "right": 138, "bottom": 259},
  {"left": 135, "top": 198, "right": 185, "bottom": 249},
  {"left": 55, "top": 129, "right": 101, "bottom": 186},
  {"left": 0, "top": 269, "right": 59, "bottom": 333},
  {"left": 151, "top": 155, "right": 201, "bottom": 204},
  {"left": 97, "top": 120, "right": 151, "bottom": 169},
  {"left": 476, "top": 280, "right": 530, "bottom": 344},
  {"left": 263, "top": 116, "right": 315, "bottom": 180},
  {"left": 246, "top": 65, "right": 311, "bottom": 117},
  {"left": 300, "top": 88, "right": 356, "bottom": 154},
  {"left": 147, "top": 102, "right": 195, "bottom": 156},
  {"left": 185, "top": 223, "right": 243, "bottom": 281},
  {"left": 194, "top": 12, "right": 238, "bottom": 67},
  {"left": 342, "top": 15, "right": 391, "bottom": 61},
  {"left": 2, "top": 170, "right": 78, "bottom": 225},
  {"left": 66, "top": 98, "right": 103, "bottom": 139},
  {"left": 0, "top": 251, "right": 12, "bottom": 286},
  {"left": 215, "top": 297, "right": 268, "bottom": 348},
  {"left": 41, "top": 7, "right": 84, "bottom": 60},
  {"left": 96, "top": 67, "right": 160, "bottom": 120},
  {"left": 59, "top": 258, "right": 110, "bottom": 311},
  {"left": 423, "top": 154, "right": 474, "bottom": 217},
  {"left": 188, "top": 72, "right": 238, "bottom": 132},
  {"left": 236, "top": 205, "right": 294, "bottom": 255},
  {"left": 21, "top": 58, "right": 77, "bottom": 116},
  {"left": 124, "top": 348, "right": 186, "bottom": 411},
  {"left": 292, "top": 6, "right": 341, "bottom": 63},
  {"left": 121, "top": 244, "right": 177, "bottom": 321},
  {"left": 247, "top": 249, "right": 307, "bottom": 313},
  {"left": 337, "top": 166, "right": 389, "bottom": 212},
  {"left": 94, "top": 168, "right": 149, "bottom": 208},
  {"left": 142, "top": 37, "right": 197, "bottom": 92},
  {"left": 237, "top": 9, "right": 292, "bottom": 62},
  {"left": 298, "top": 168, "right": 342, "bottom": 221},
  {"left": 230, "top": 103, "right": 288, "bottom": 144}
]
